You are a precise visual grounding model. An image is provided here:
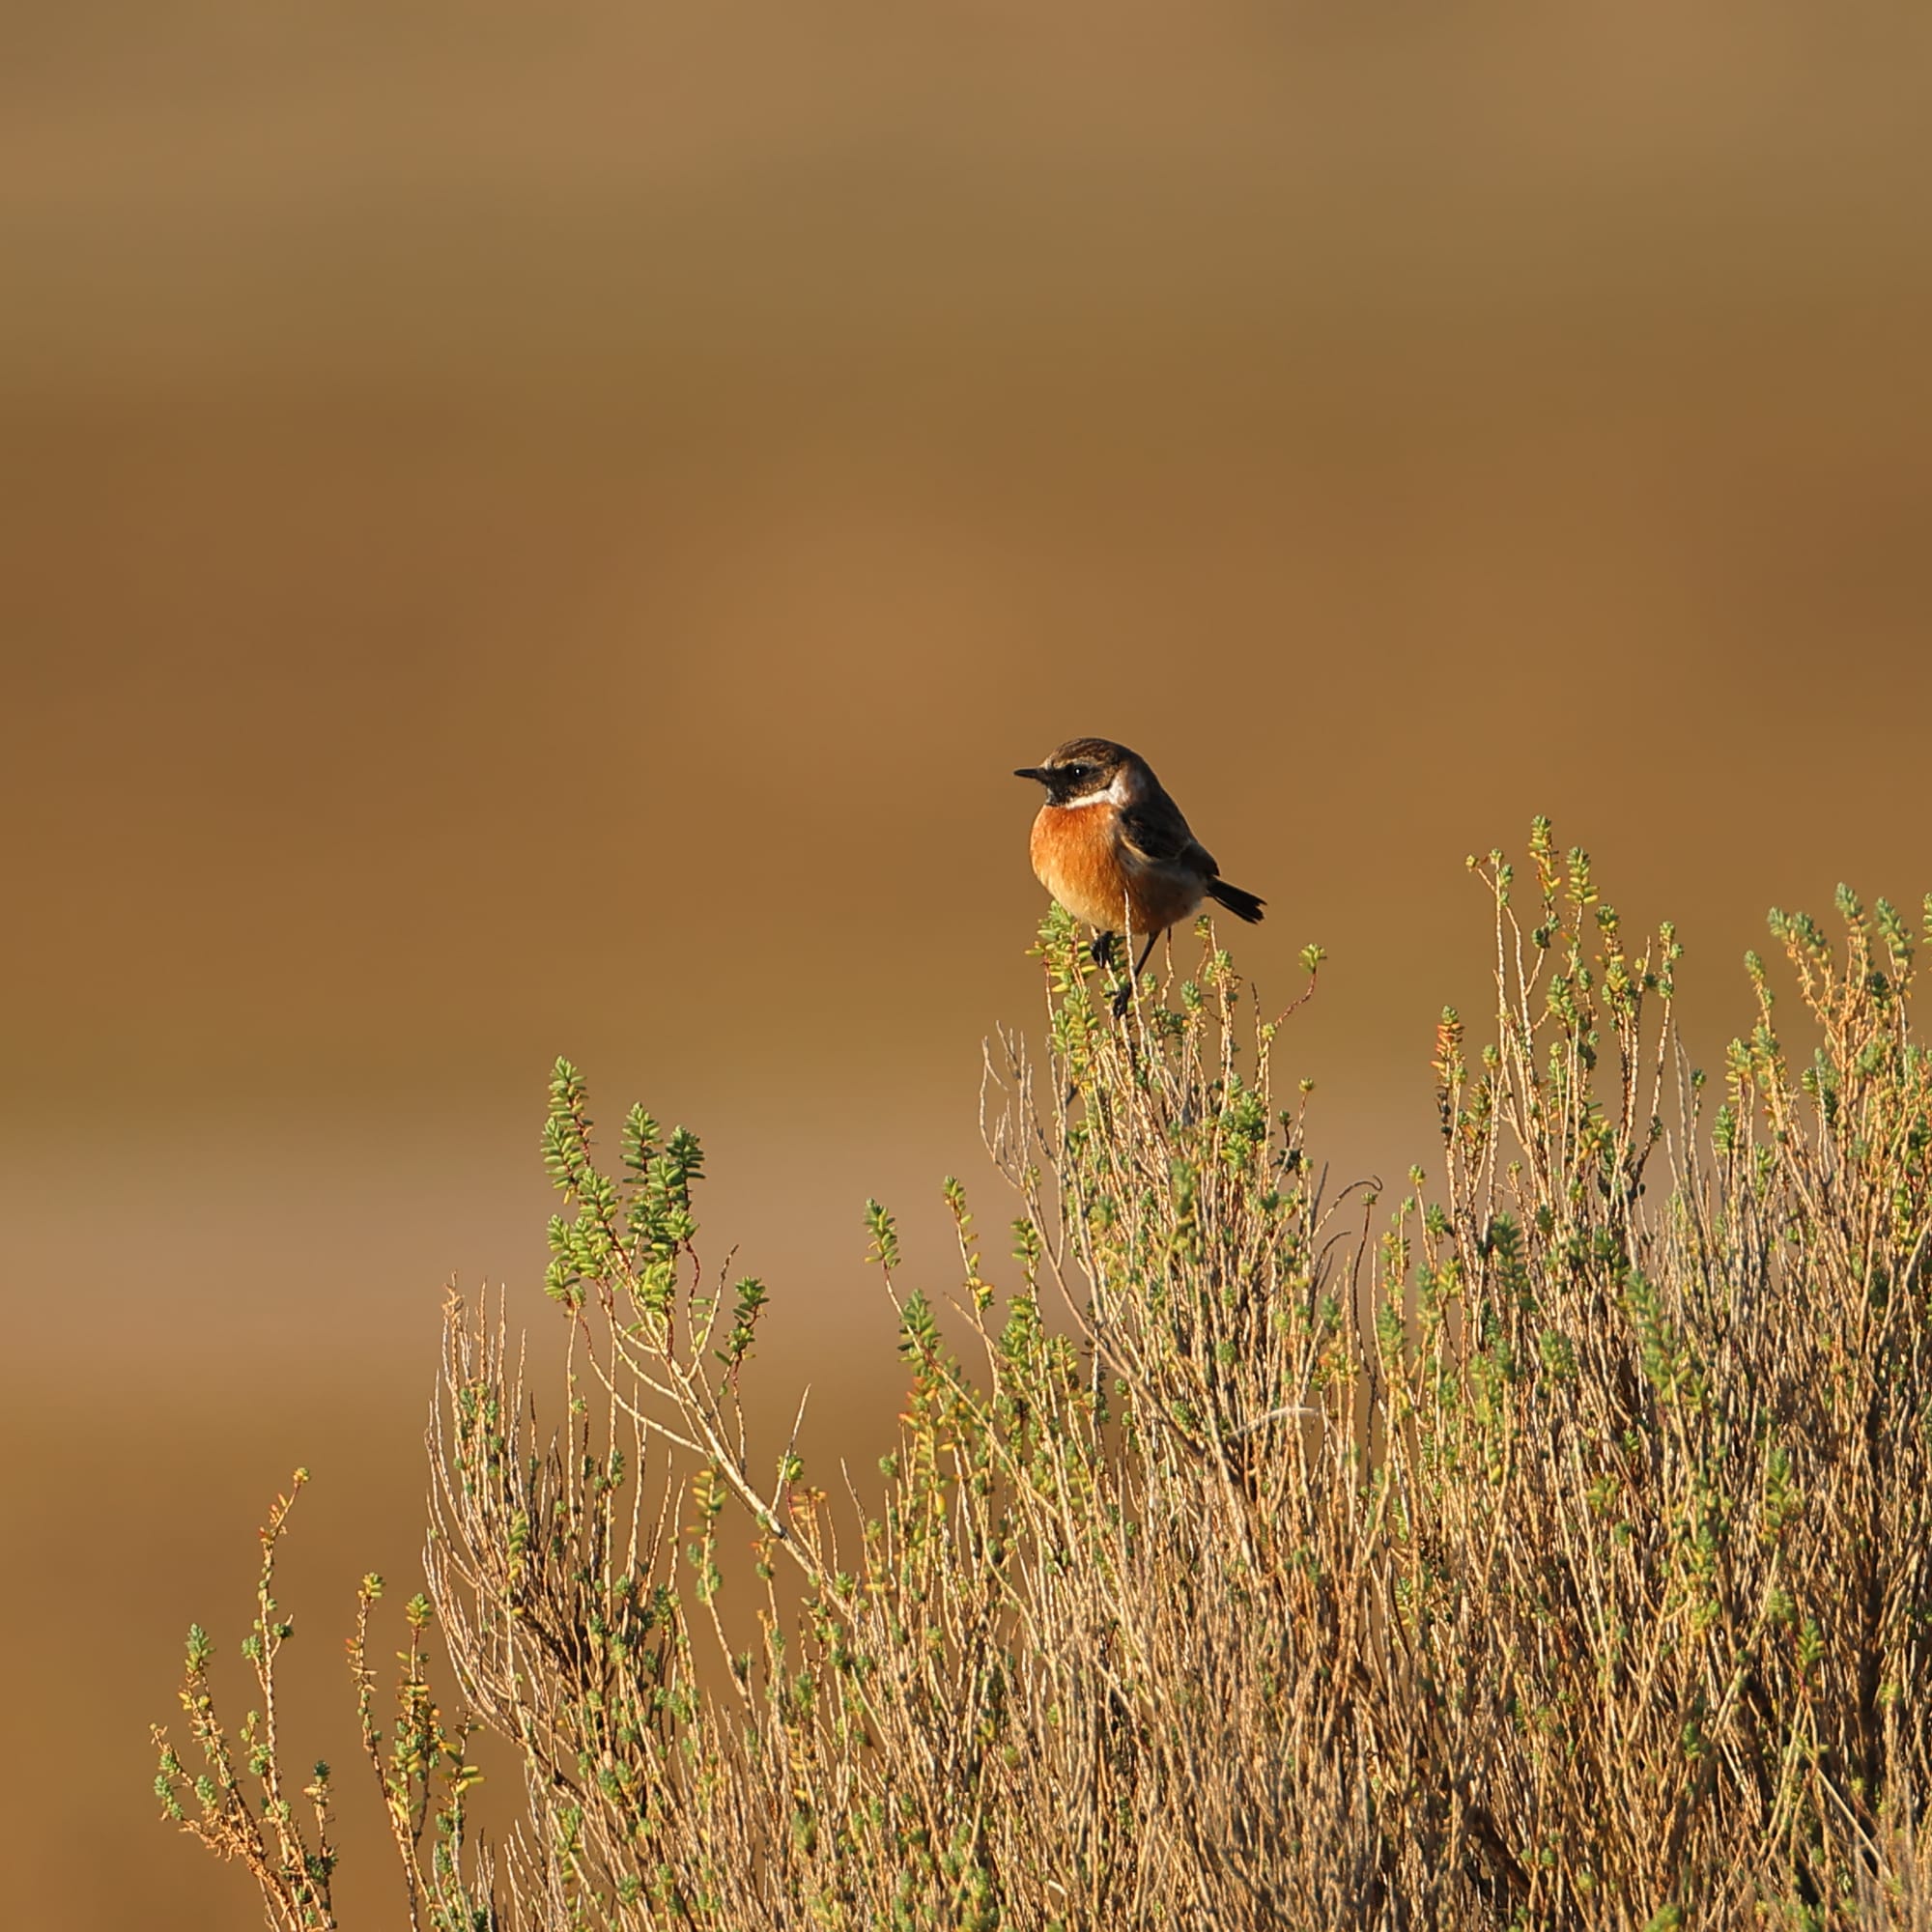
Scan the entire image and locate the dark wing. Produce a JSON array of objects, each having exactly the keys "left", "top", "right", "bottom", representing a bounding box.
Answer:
[{"left": 1121, "top": 791, "right": 1217, "bottom": 875}]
